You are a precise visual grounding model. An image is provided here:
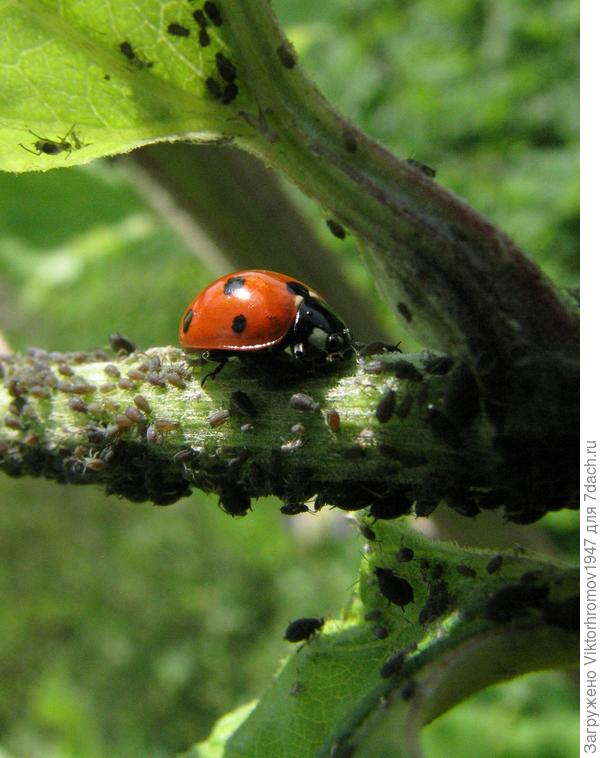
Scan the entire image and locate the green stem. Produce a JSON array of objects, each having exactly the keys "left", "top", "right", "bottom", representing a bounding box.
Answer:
[{"left": 220, "top": 1, "right": 577, "bottom": 365}]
